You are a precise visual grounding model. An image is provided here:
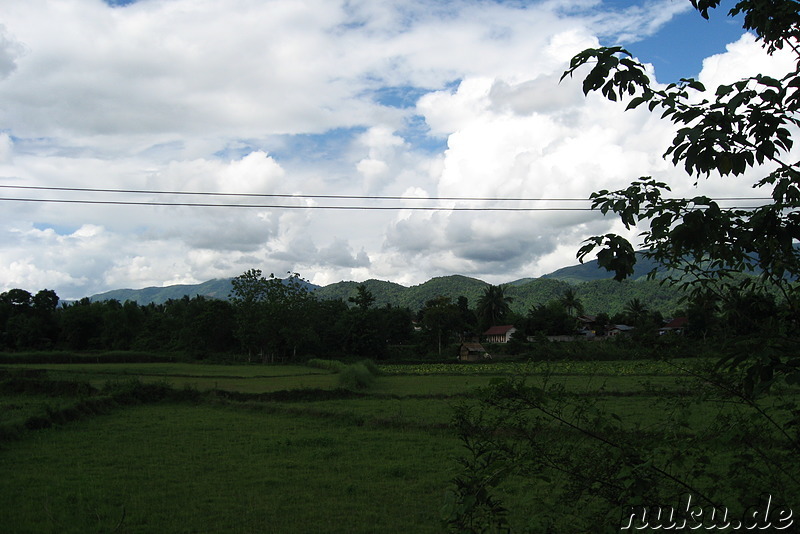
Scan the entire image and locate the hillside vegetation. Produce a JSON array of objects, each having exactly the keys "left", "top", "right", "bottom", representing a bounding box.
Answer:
[{"left": 88, "top": 260, "right": 687, "bottom": 315}]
